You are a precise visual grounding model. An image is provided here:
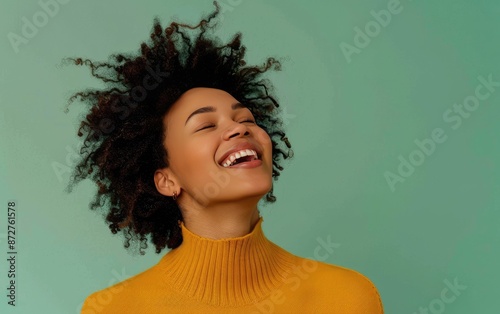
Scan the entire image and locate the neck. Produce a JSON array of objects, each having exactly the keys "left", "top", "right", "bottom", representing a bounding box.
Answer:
[
  {"left": 159, "top": 215, "right": 299, "bottom": 306},
  {"left": 179, "top": 197, "right": 261, "bottom": 239}
]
